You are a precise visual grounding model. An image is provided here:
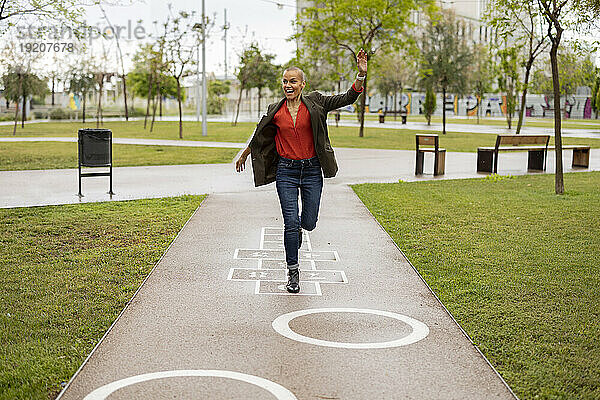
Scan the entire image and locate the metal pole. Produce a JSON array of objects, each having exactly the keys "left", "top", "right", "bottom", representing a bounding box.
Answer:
[
  {"left": 224, "top": 8, "right": 228, "bottom": 80},
  {"left": 196, "top": 35, "right": 200, "bottom": 122},
  {"left": 201, "top": 0, "right": 207, "bottom": 136}
]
